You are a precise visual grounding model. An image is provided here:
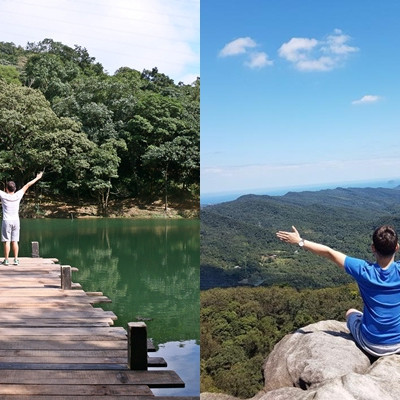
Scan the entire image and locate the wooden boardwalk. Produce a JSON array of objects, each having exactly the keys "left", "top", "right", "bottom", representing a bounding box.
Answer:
[{"left": 0, "top": 254, "right": 195, "bottom": 399}]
